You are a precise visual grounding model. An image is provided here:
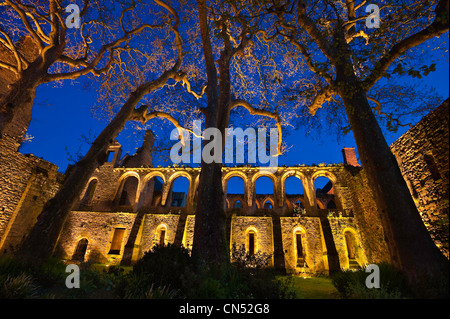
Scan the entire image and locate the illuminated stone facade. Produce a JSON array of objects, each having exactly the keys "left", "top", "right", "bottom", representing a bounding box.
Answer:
[
  {"left": 390, "top": 99, "right": 449, "bottom": 257},
  {"left": 53, "top": 143, "right": 385, "bottom": 274},
  {"left": 1, "top": 101, "right": 448, "bottom": 273}
]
